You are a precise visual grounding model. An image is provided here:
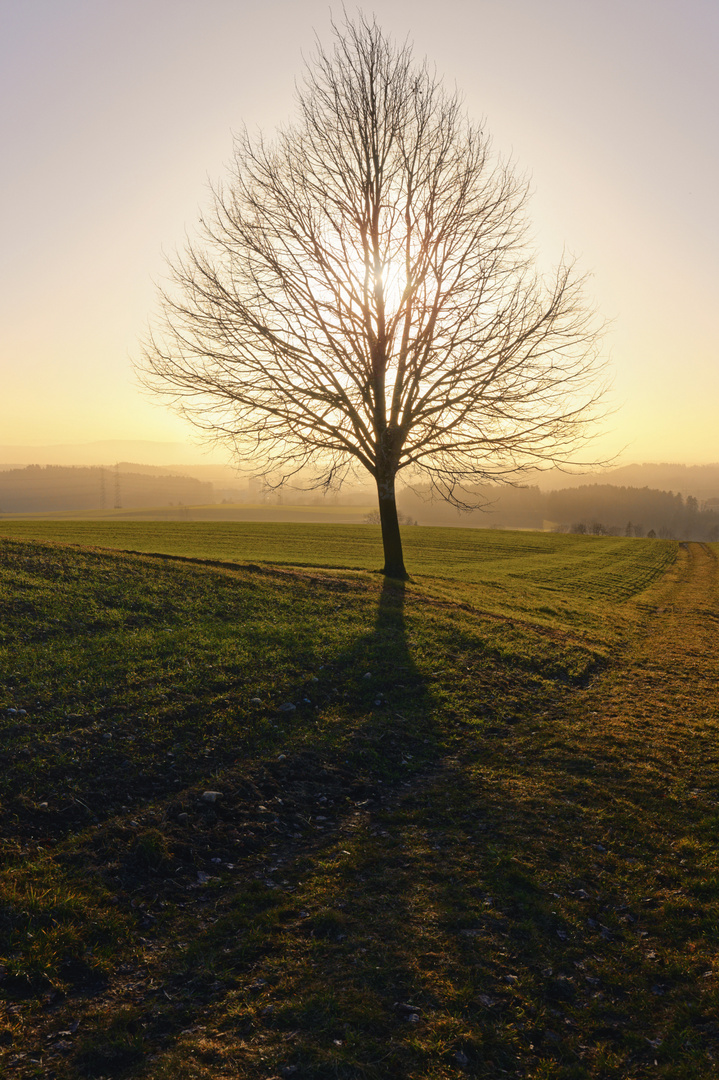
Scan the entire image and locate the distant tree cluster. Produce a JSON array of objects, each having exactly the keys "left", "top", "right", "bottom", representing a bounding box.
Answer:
[
  {"left": 396, "top": 482, "right": 719, "bottom": 540},
  {"left": 547, "top": 485, "right": 719, "bottom": 541},
  {"left": 364, "top": 509, "right": 418, "bottom": 526}
]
